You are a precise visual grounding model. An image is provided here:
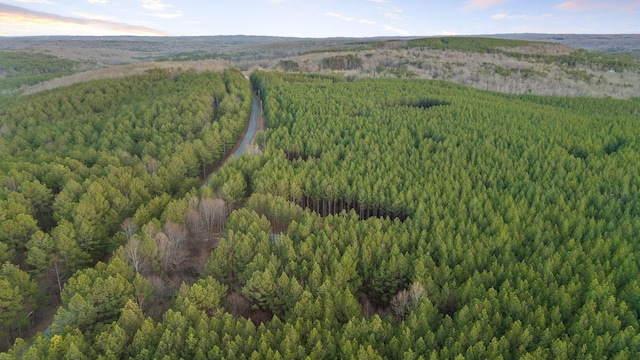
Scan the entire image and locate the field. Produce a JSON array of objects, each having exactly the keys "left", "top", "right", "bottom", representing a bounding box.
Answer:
[{"left": 1, "top": 35, "right": 639, "bottom": 358}]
